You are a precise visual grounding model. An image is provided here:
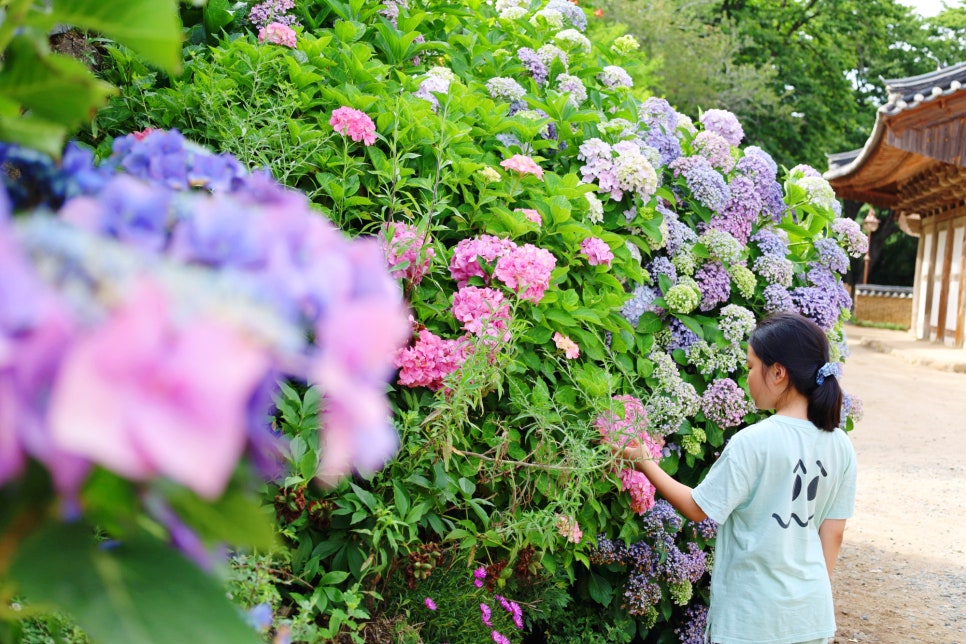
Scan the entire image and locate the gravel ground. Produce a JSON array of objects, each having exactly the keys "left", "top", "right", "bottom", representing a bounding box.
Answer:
[{"left": 831, "top": 333, "right": 966, "bottom": 644}]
